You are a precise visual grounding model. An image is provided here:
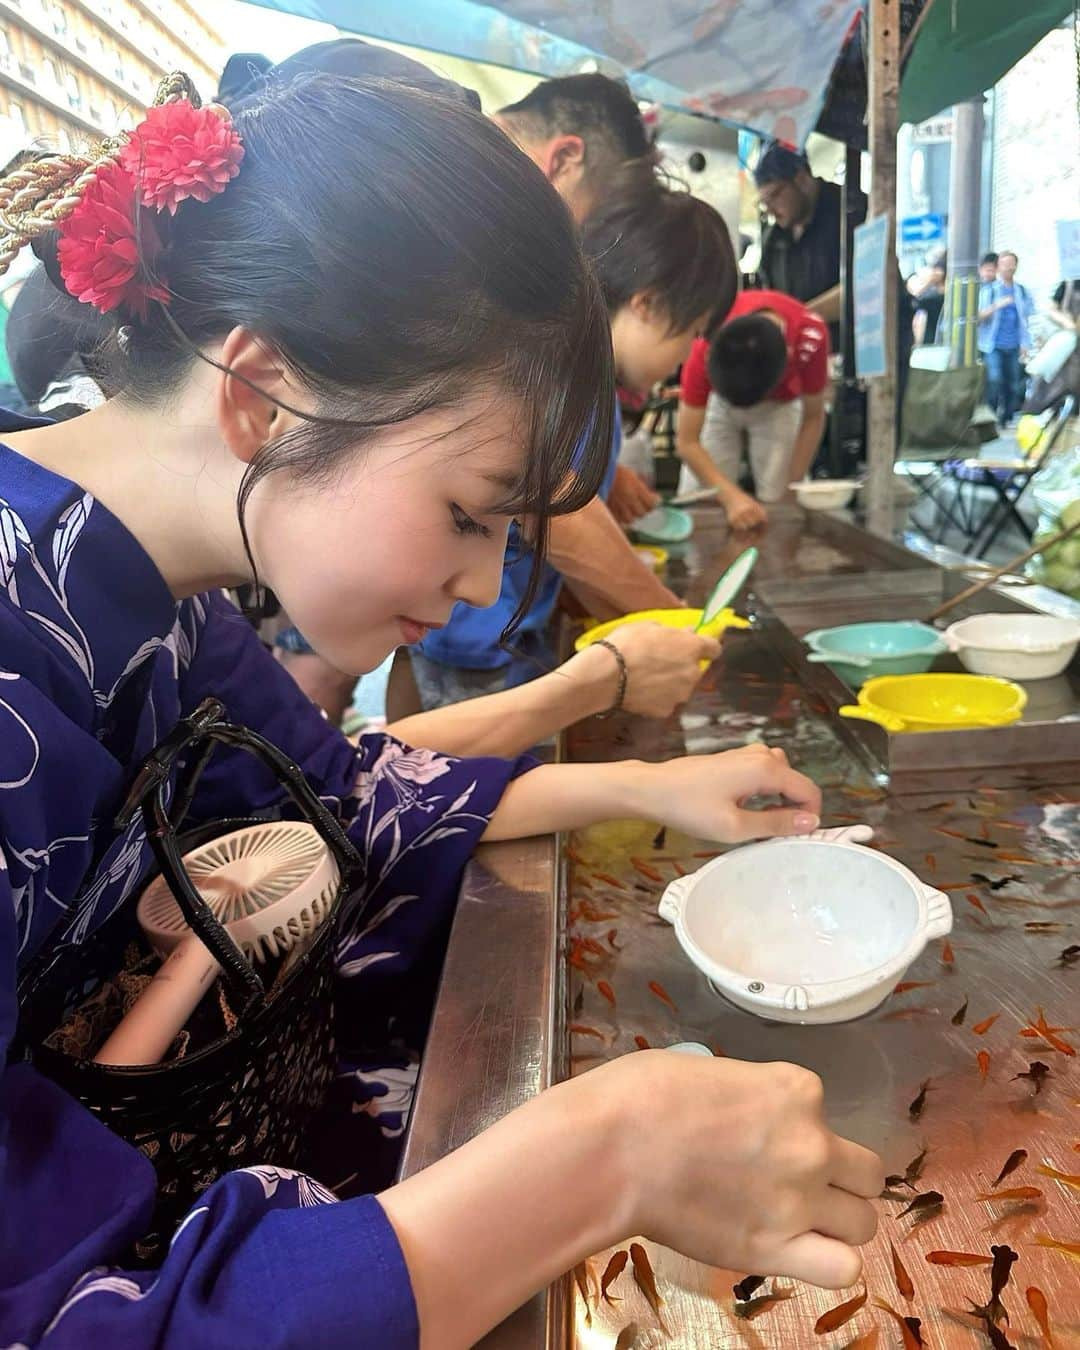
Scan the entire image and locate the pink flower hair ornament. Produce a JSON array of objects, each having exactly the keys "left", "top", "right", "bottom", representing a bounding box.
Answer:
[{"left": 56, "top": 95, "right": 244, "bottom": 317}]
